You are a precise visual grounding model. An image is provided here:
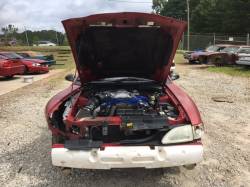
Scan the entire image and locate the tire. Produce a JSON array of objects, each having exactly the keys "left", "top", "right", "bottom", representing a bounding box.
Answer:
[
  {"left": 4, "top": 75, "right": 14, "bottom": 79},
  {"left": 188, "top": 60, "right": 196, "bottom": 64},
  {"left": 198, "top": 56, "right": 207, "bottom": 64},
  {"left": 24, "top": 66, "right": 29, "bottom": 74},
  {"left": 215, "top": 58, "right": 223, "bottom": 66}
]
